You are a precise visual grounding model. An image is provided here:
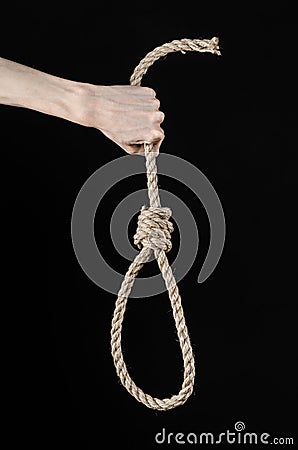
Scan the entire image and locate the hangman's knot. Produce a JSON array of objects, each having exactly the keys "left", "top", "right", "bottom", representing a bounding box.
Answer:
[{"left": 133, "top": 206, "right": 174, "bottom": 252}]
